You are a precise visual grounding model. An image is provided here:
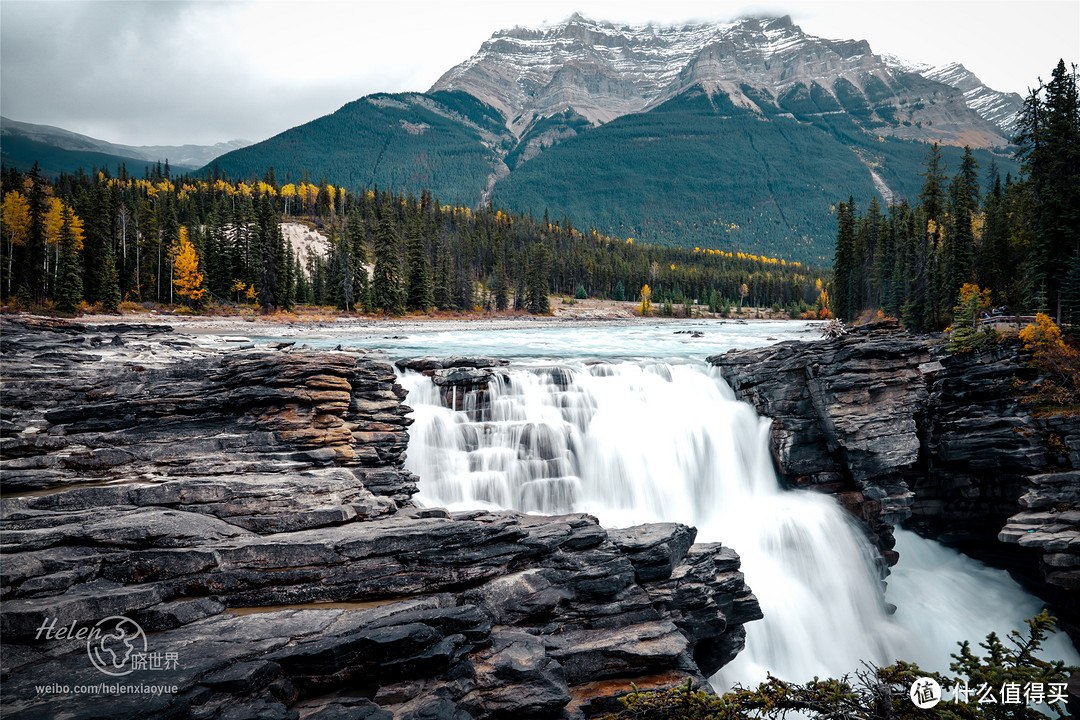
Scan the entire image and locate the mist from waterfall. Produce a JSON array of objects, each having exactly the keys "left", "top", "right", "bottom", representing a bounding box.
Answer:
[{"left": 399, "top": 357, "right": 1078, "bottom": 688}]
